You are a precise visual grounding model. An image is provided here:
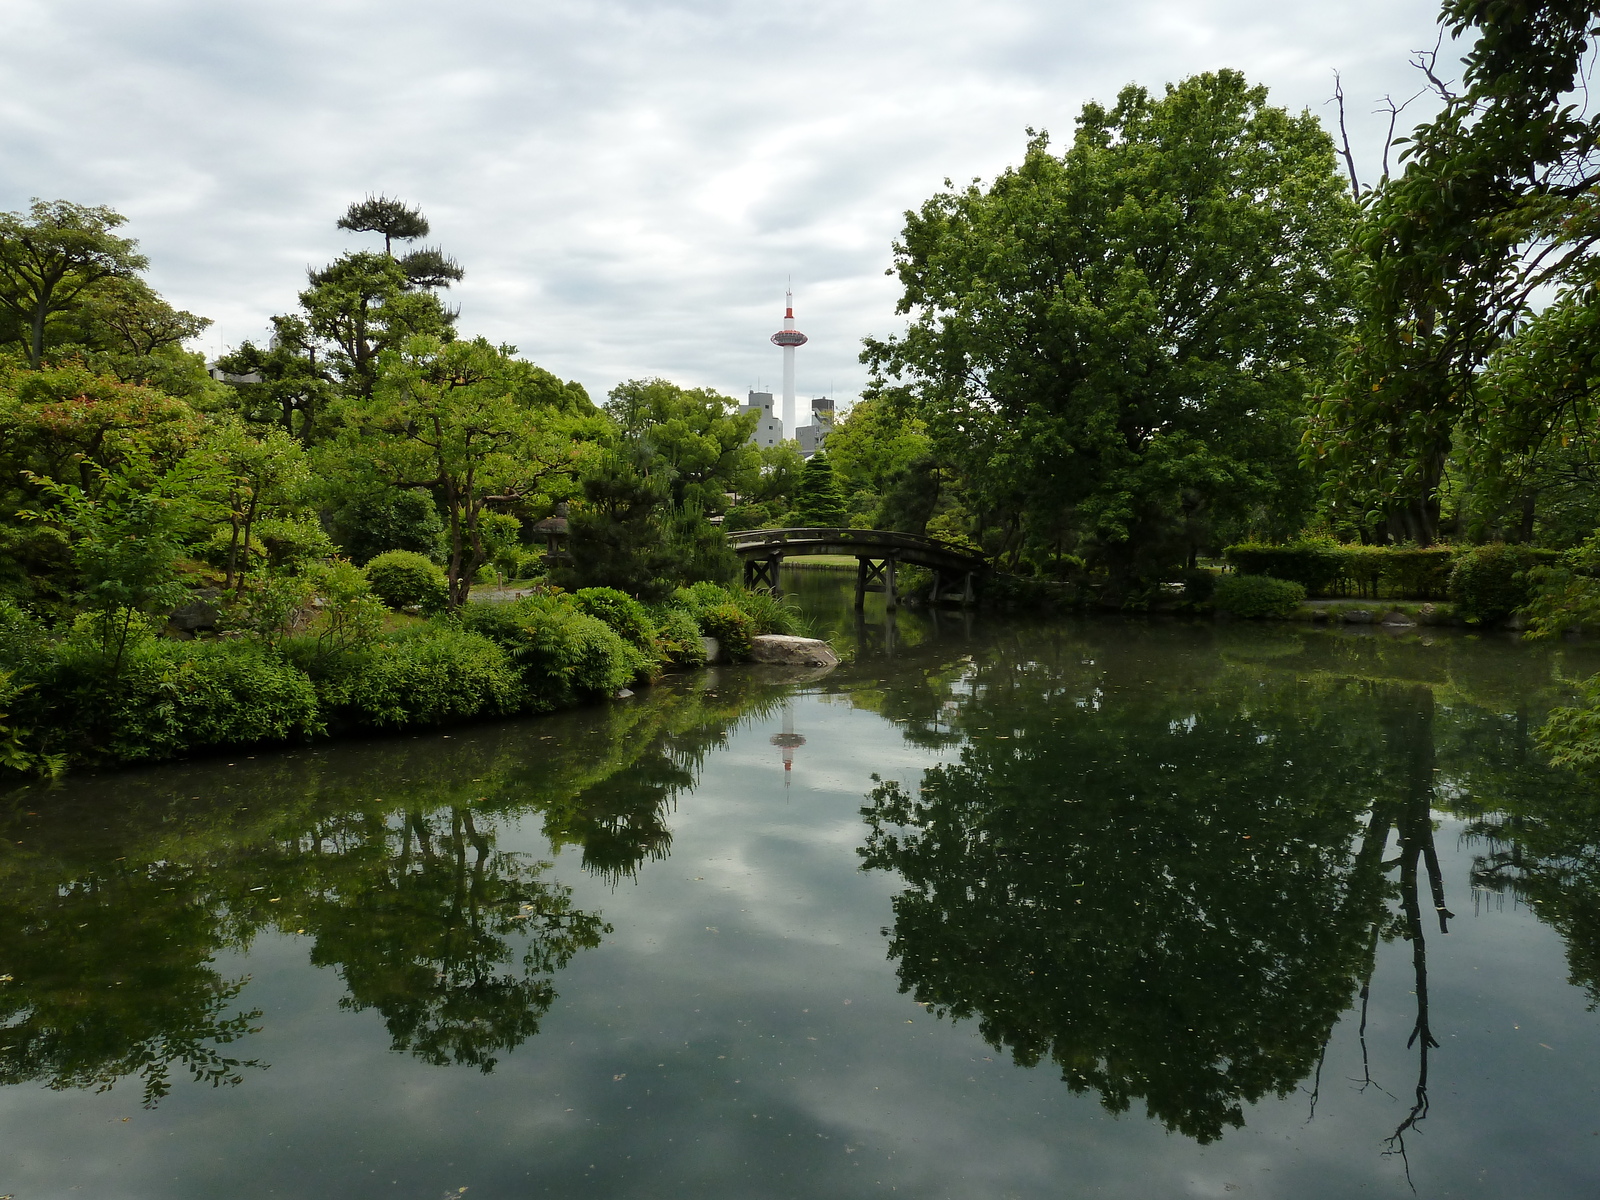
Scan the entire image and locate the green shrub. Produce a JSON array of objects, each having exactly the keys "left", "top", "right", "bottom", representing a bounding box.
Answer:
[
  {"left": 1213, "top": 573, "right": 1305, "bottom": 618},
  {"left": 1449, "top": 543, "right": 1540, "bottom": 624},
  {"left": 648, "top": 605, "right": 708, "bottom": 668},
  {"left": 330, "top": 627, "right": 520, "bottom": 729},
  {"left": 458, "top": 594, "right": 639, "bottom": 708},
  {"left": 671, "top": 581, "right": 735, "bottom": 615},
  {"left": 326, "top": 486, "right": 444, "bottom": 565},
  {"left": 573, "top": 587, "right": 657, "bottom": 650},
  {"left": 722, "top": 504, "right": 776, "bottom": 532},
  {"left": 363, "top": 550, "right": 448, "bottom": 612},
  {"left": 670, "top": 581, "right": 798, "bottom": 637},
  {"left": 51, "top": 637, "right": 322, "bottom": 764},
  {"left": 1223, "top": 542, "right": 1345, "bottom": 595},
  {"left": 699, "top": 601, "right": 755, "bottom": 658}
]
